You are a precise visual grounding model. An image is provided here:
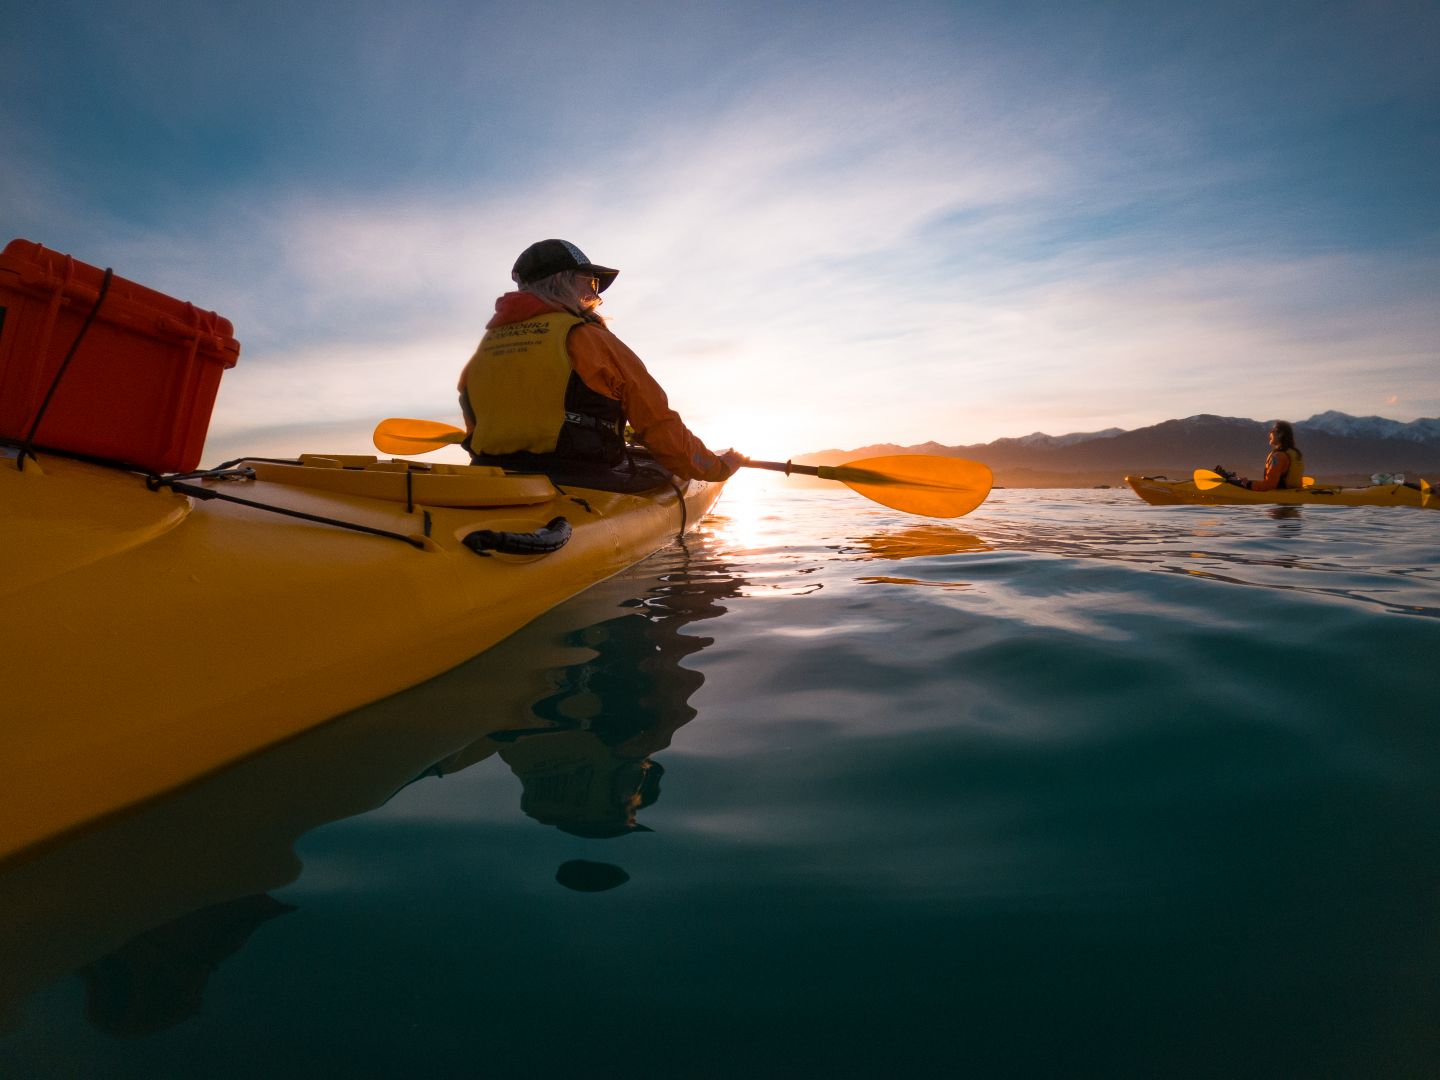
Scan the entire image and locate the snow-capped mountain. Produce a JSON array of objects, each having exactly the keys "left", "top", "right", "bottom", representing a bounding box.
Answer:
[
  {"left": 1300, "top": 411, "right": 1440, "bottom": 443},
  {"left": 1008, "top": 428, "right": 1126, "bottom": 448}
]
